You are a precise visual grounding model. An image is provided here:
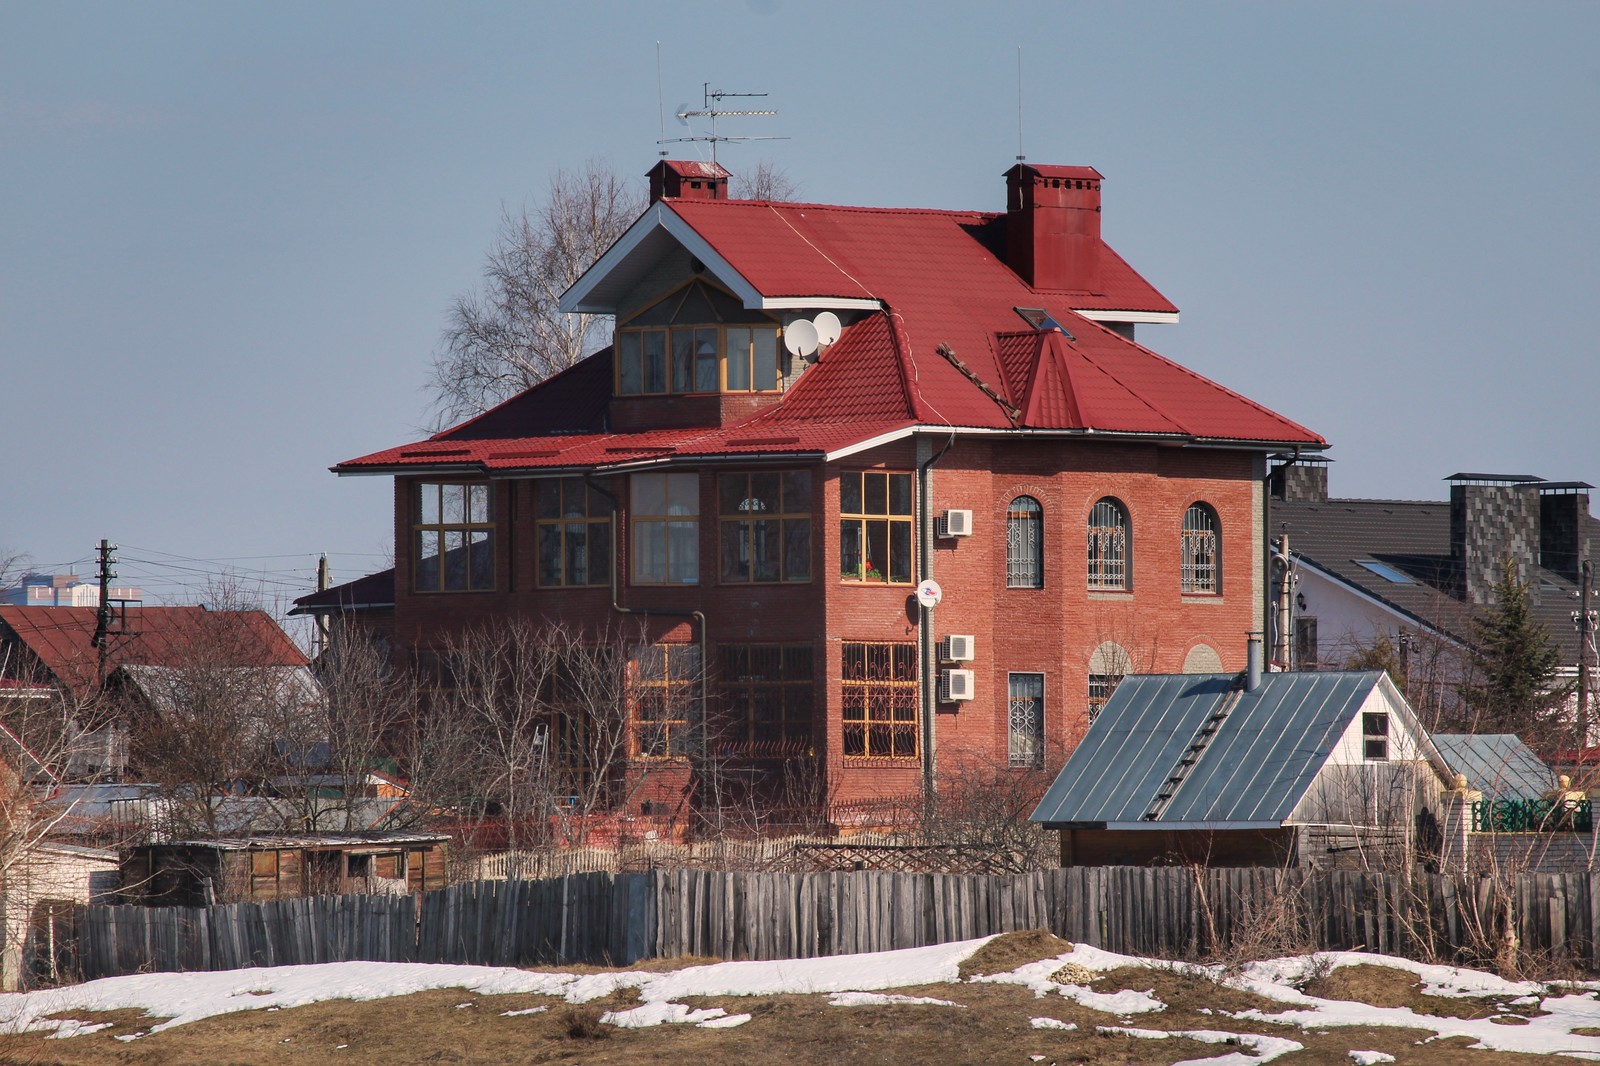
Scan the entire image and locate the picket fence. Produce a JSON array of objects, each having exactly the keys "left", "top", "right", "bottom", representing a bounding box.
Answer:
[{"left": 36, "top": 866, "right": 1600, "bottom": 987}]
